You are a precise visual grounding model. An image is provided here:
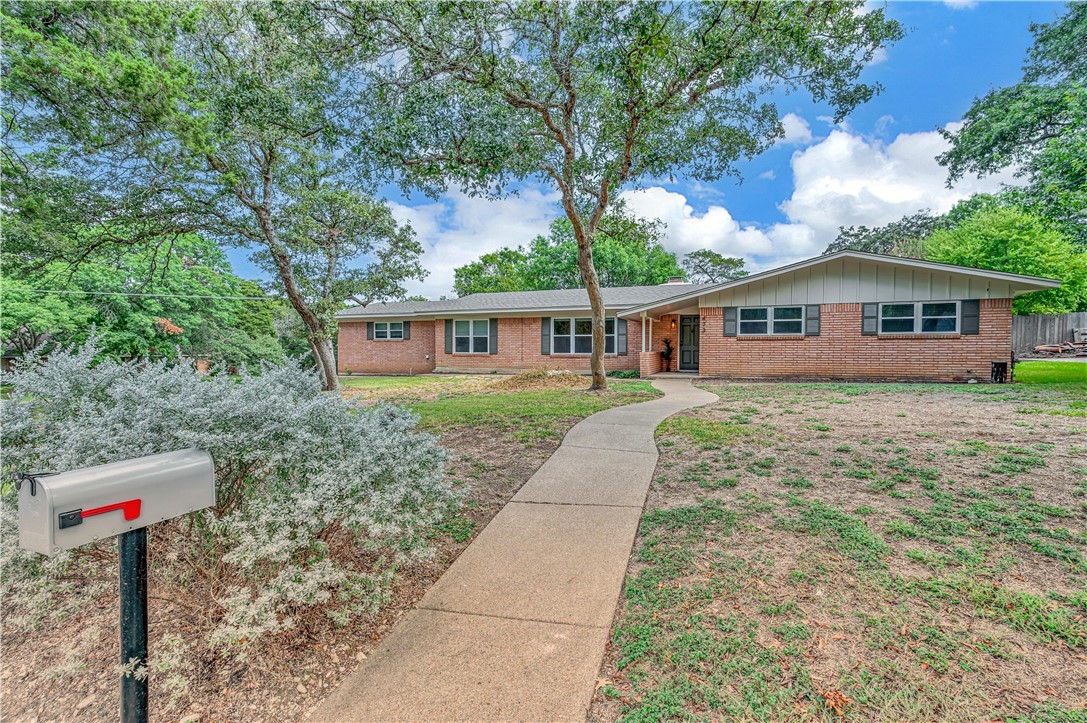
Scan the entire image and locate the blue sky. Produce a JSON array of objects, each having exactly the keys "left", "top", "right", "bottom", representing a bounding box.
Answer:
[{"left": 228, "top": 1, "right": 1065, "bottom": 299}]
